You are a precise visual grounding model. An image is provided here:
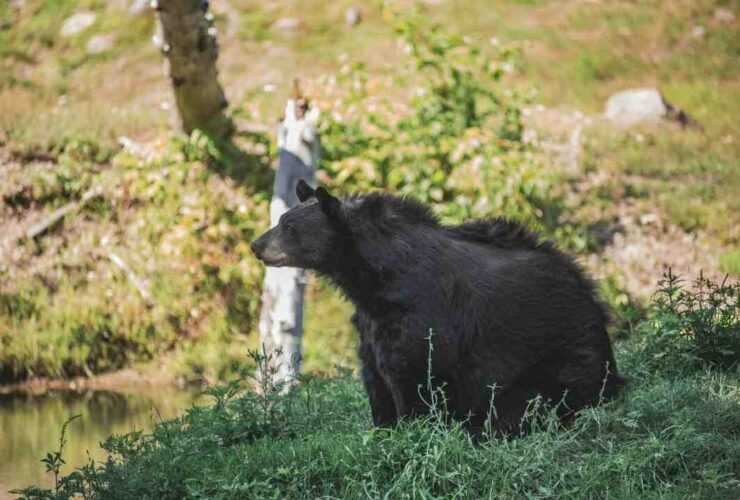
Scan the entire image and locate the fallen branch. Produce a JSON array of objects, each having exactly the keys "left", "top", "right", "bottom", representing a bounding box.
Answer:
[
  {"left": 25, "top": 189, "right": 98, "bottom": 240},
  {"left": 107, "top": 250, "right": 153, "bottom": 304}
]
